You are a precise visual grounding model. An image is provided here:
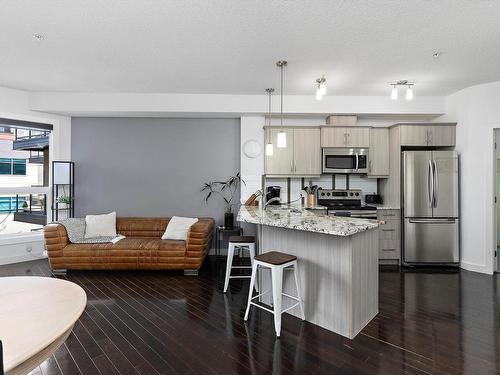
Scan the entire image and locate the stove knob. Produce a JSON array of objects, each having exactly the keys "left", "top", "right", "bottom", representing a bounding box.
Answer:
[
  {"left": 355, "top": 192, "right": 359, "bottom": 196},
  {"left": 349, "top": 192, "right": 354, "bottom": 196},
  {"left": 326, "top": 192, "right": 331, "bottom": 196},
  {"left": 321, "top": 192, "right": 325, "bottom": 196}
]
